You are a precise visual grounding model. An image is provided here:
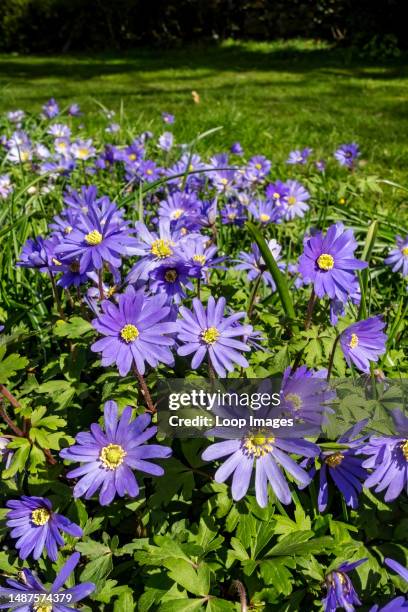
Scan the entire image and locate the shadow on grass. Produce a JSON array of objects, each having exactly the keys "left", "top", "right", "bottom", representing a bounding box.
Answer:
[{"left": 0, "top": 43, "right": 407, "bottom": 82}]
